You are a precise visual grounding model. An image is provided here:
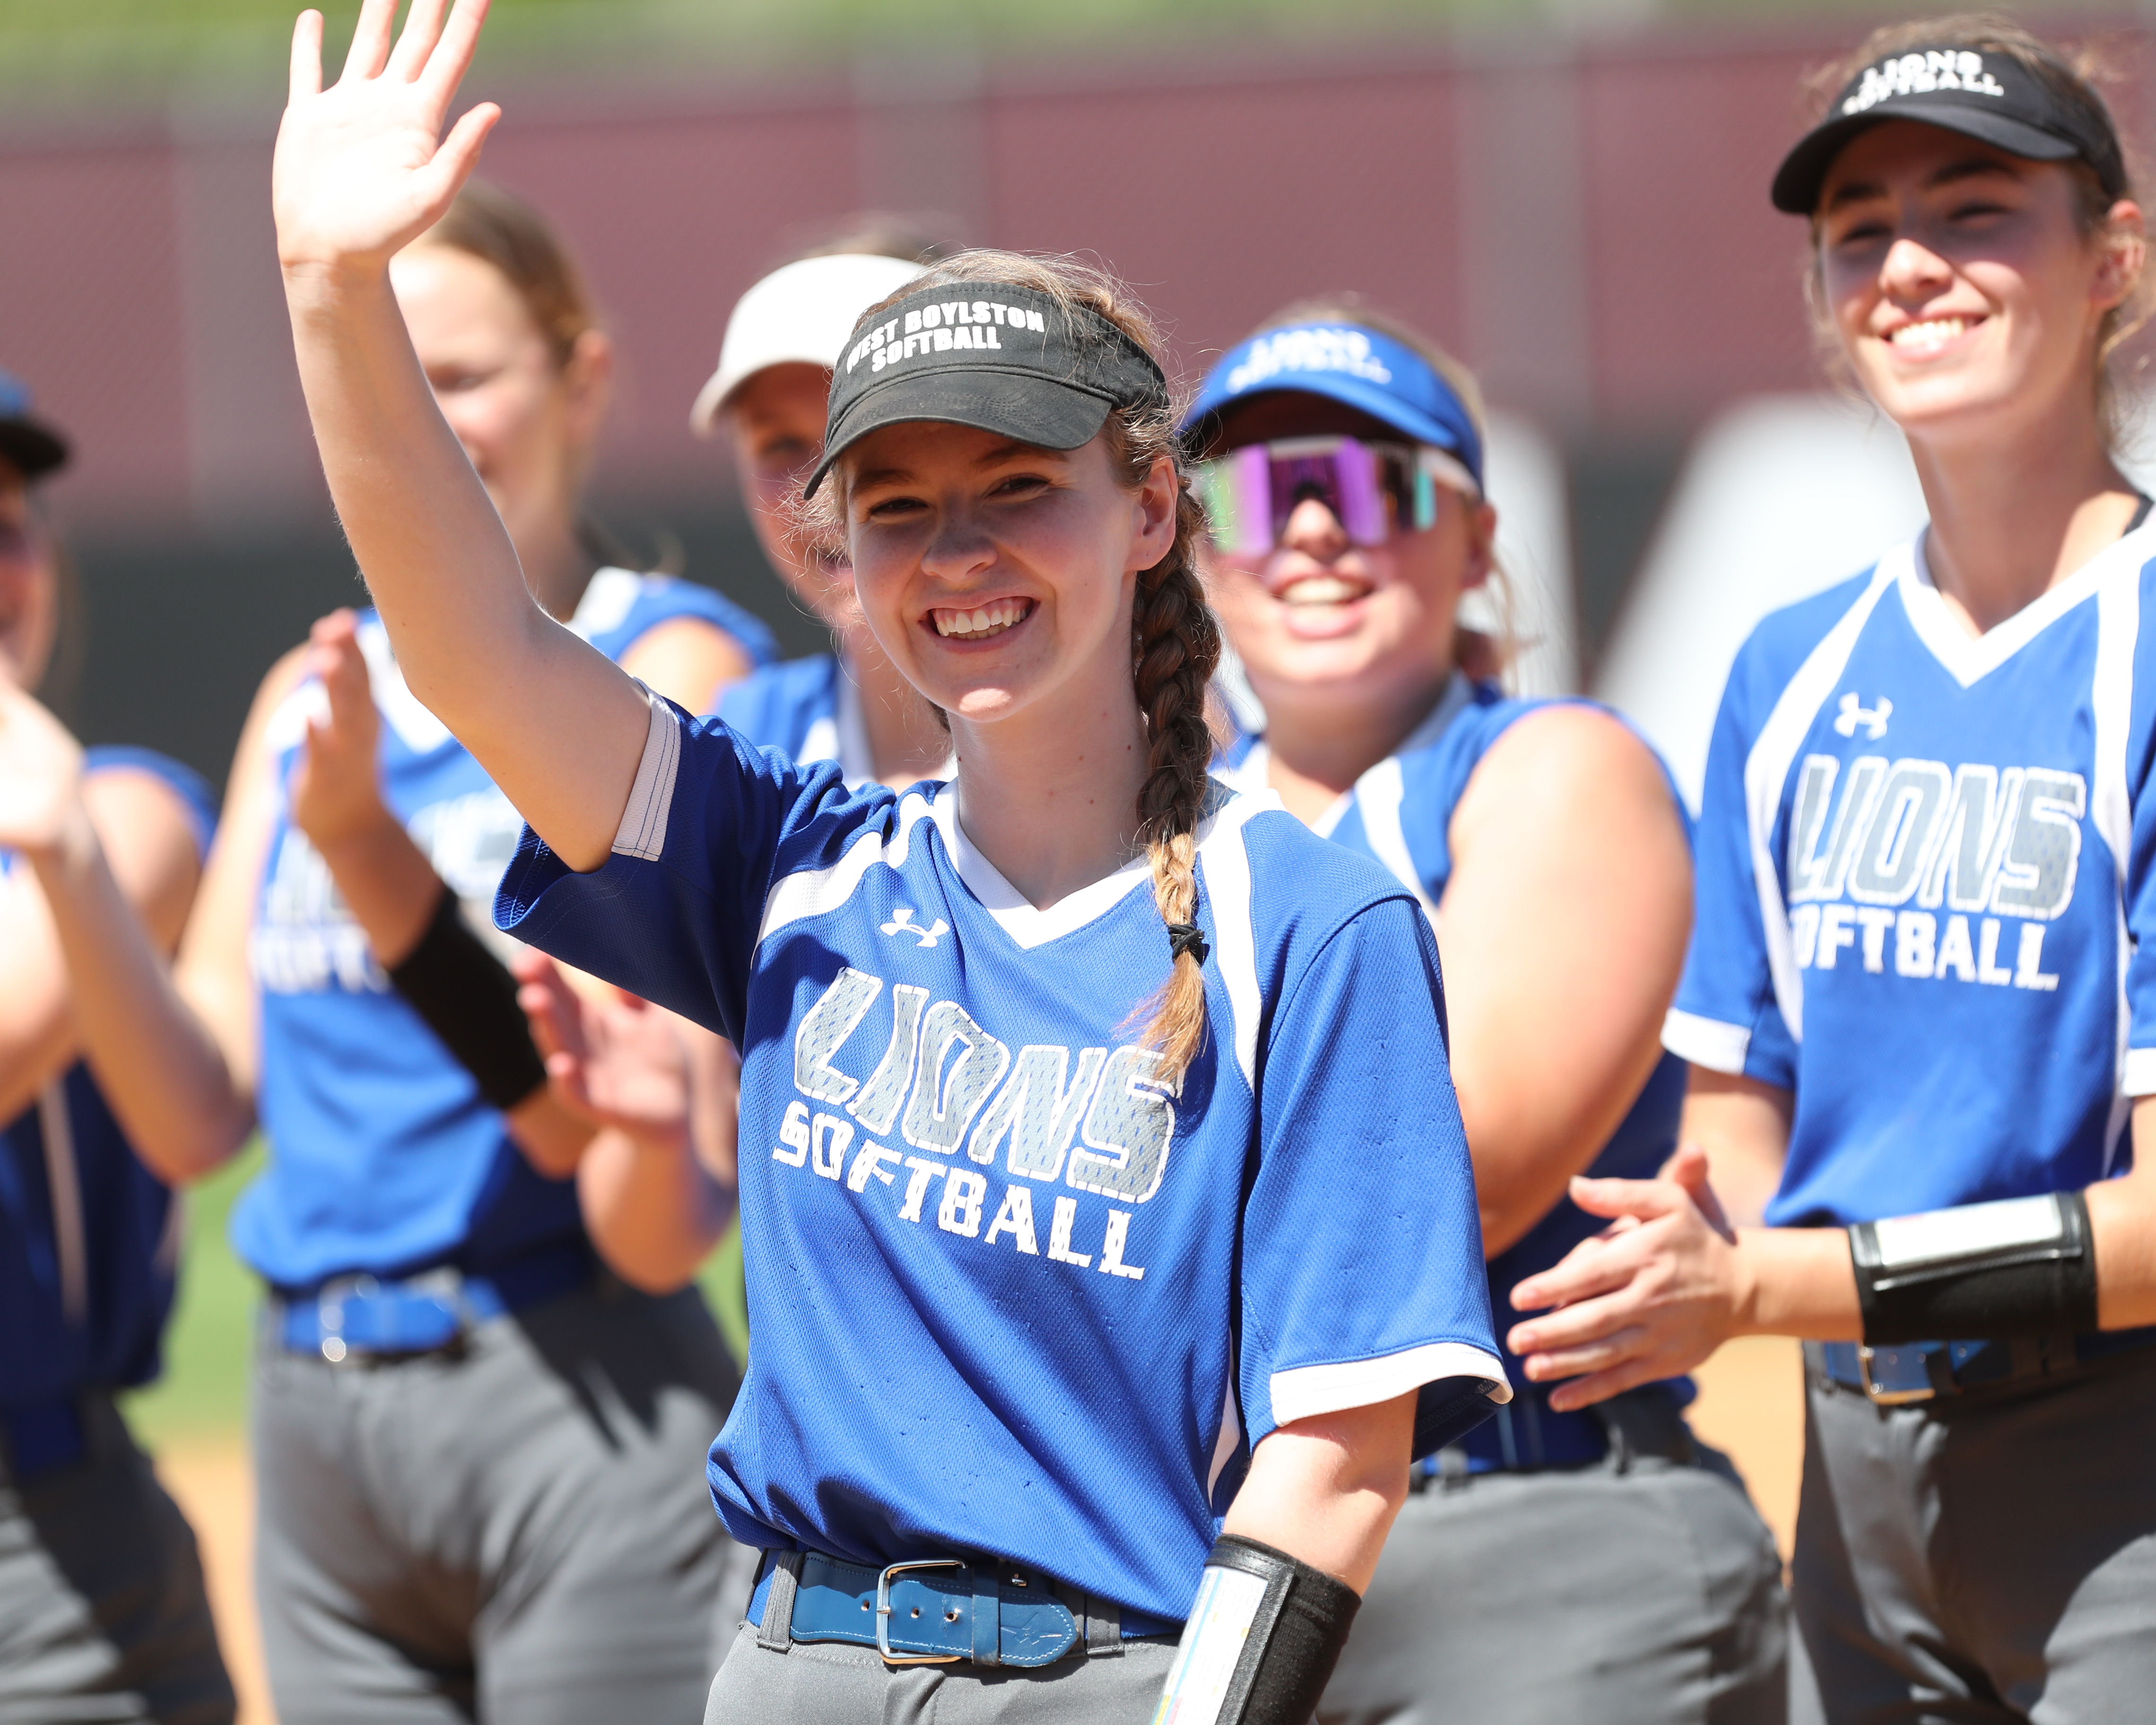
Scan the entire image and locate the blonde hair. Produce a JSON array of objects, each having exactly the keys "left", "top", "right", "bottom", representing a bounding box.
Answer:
[
  {"left": 828, "top": 250, "right": 1220, "bottom": 1083},
  {"left": 1799, "top": 15, "right": 2150, "bottom": 447},
  {"left": 414, "top": 179, "right": 600, "bottom": 370}
]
